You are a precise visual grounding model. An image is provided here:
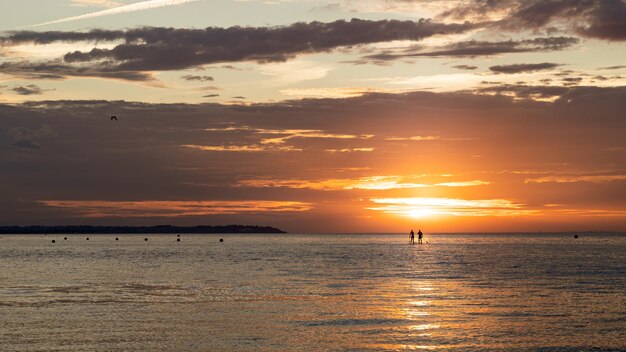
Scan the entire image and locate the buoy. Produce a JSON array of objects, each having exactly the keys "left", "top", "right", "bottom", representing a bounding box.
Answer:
[
  {"left": 51, "top": 240, "right": 56, "bottom": 243},
  {"left": 219, "top": 238, "right": 224, "bottom": 242},
  {"left": 574, "top": 234, "right": 579, "bottom": 239},
  {"left": 64, "top": 237, "right": 67, "bottom": 240},
  {"left": 86, "top": 237, "right": 89, "bottom": 241},
  {"left": 177, "top": 234, "right": 180, "bottom": 238},
  {"left": 144, "top": 238, "right": 148, "bottom": 241},
  {"left": 115, "top": 237, "right": 119, "bottom": 241},
  {"left": 176, "top": 238, "right": 180, "bottom": 242}
]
